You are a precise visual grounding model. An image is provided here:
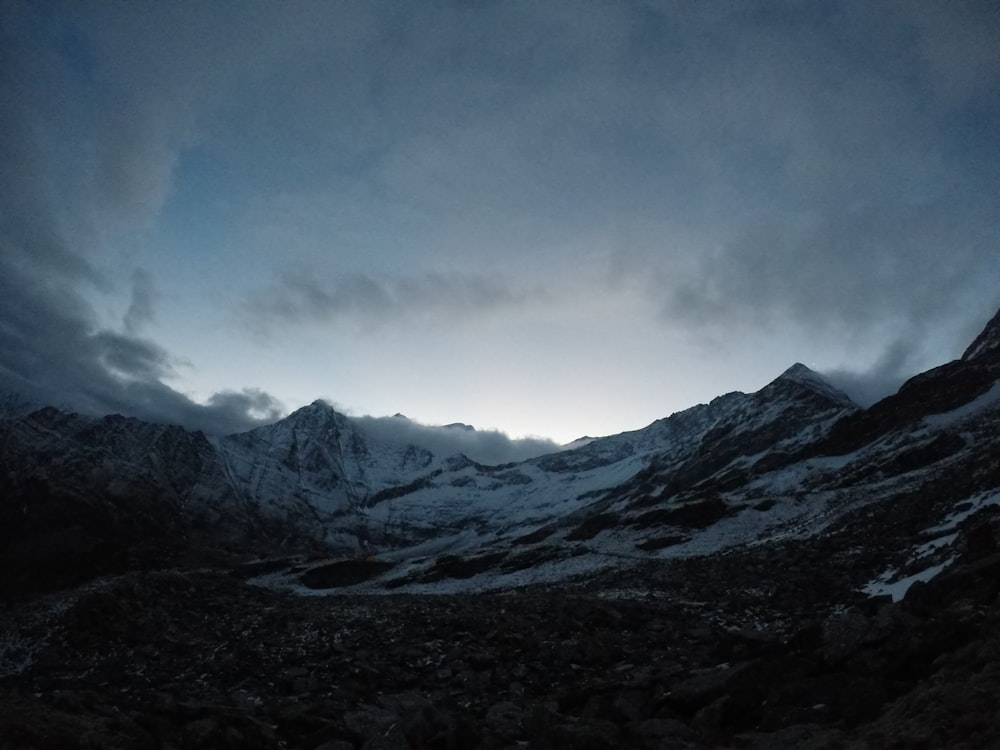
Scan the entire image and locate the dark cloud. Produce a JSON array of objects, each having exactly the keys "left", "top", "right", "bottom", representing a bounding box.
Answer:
[
  {"left": 91, "top": 331, "right": 173, "bottom": 382},
  {"left": 0, "top": 250, "right": 283, "bottom": 434},
  {"left": 0, "top": 2, "right": 285, "bottom": 434},
  {"left": 662, "top": 200, "right": 1000, "bottom": 341},
  {"left": 824, "top": 303, "right": 1000, "bottom": 407},
  {"left": 352, "top": 414, "right": 558, "bottom": 466},
  {"left": 822, "top": 337, "right": 928, "bottom": 408},
  {"left": 199, "top": 389, "right": 285, "bottom": 432}
]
